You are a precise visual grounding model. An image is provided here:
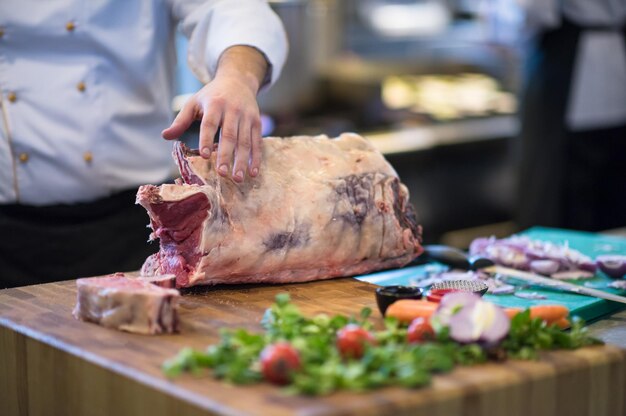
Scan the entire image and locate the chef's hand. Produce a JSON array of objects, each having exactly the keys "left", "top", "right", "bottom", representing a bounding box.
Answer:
[{"left": 162, "top": 46, "right": 268, "bottom": 182}]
